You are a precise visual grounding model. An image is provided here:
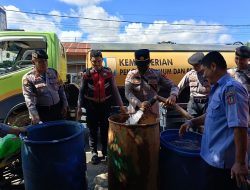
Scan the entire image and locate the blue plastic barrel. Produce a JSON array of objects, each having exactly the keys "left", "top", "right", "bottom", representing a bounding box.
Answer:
[
  {"left": 20, "top": 120, "right": 86, "bottom": 190},
  {"left": 160, "top": 129, "right": 203, "bottom": 190}
]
